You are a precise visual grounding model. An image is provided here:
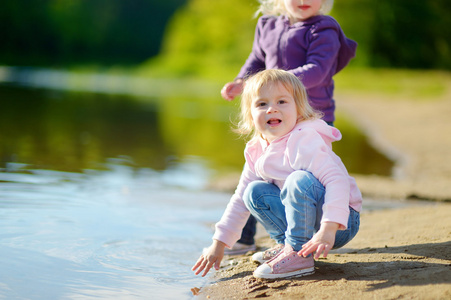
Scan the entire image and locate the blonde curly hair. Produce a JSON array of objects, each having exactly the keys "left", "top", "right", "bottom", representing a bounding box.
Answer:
[
  {"left": 255, "top": 0, "right": 334, "bottom": 17},
  {"left": 235, "top": 69, "right": 322, "bottom": 140}
]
